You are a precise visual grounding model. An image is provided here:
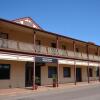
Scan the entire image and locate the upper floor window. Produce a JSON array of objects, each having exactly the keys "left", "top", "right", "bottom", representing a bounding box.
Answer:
[
  {"left": 62, "top": 45, "right": 66, "bottom": 50},
  {"left": 0, "top": 64, "right": 10, "bottom": 80},
  {"left": 76, "top": 48, "right": 79, "bottom": 52},
  {"left": 95, "top": 52, "right": 98, "bottom": 56},
  {"left": 51, "top": 43, "right": 56, "bottom": 48},
  {"left": 0, "top": 32, "right": 8, "bottom": 39},
  {"left": 36, "top": 40, "right": 41, "bottom": 45},
  {"left": 63, "top": 67, "right": 71, "bottom": 77}
]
